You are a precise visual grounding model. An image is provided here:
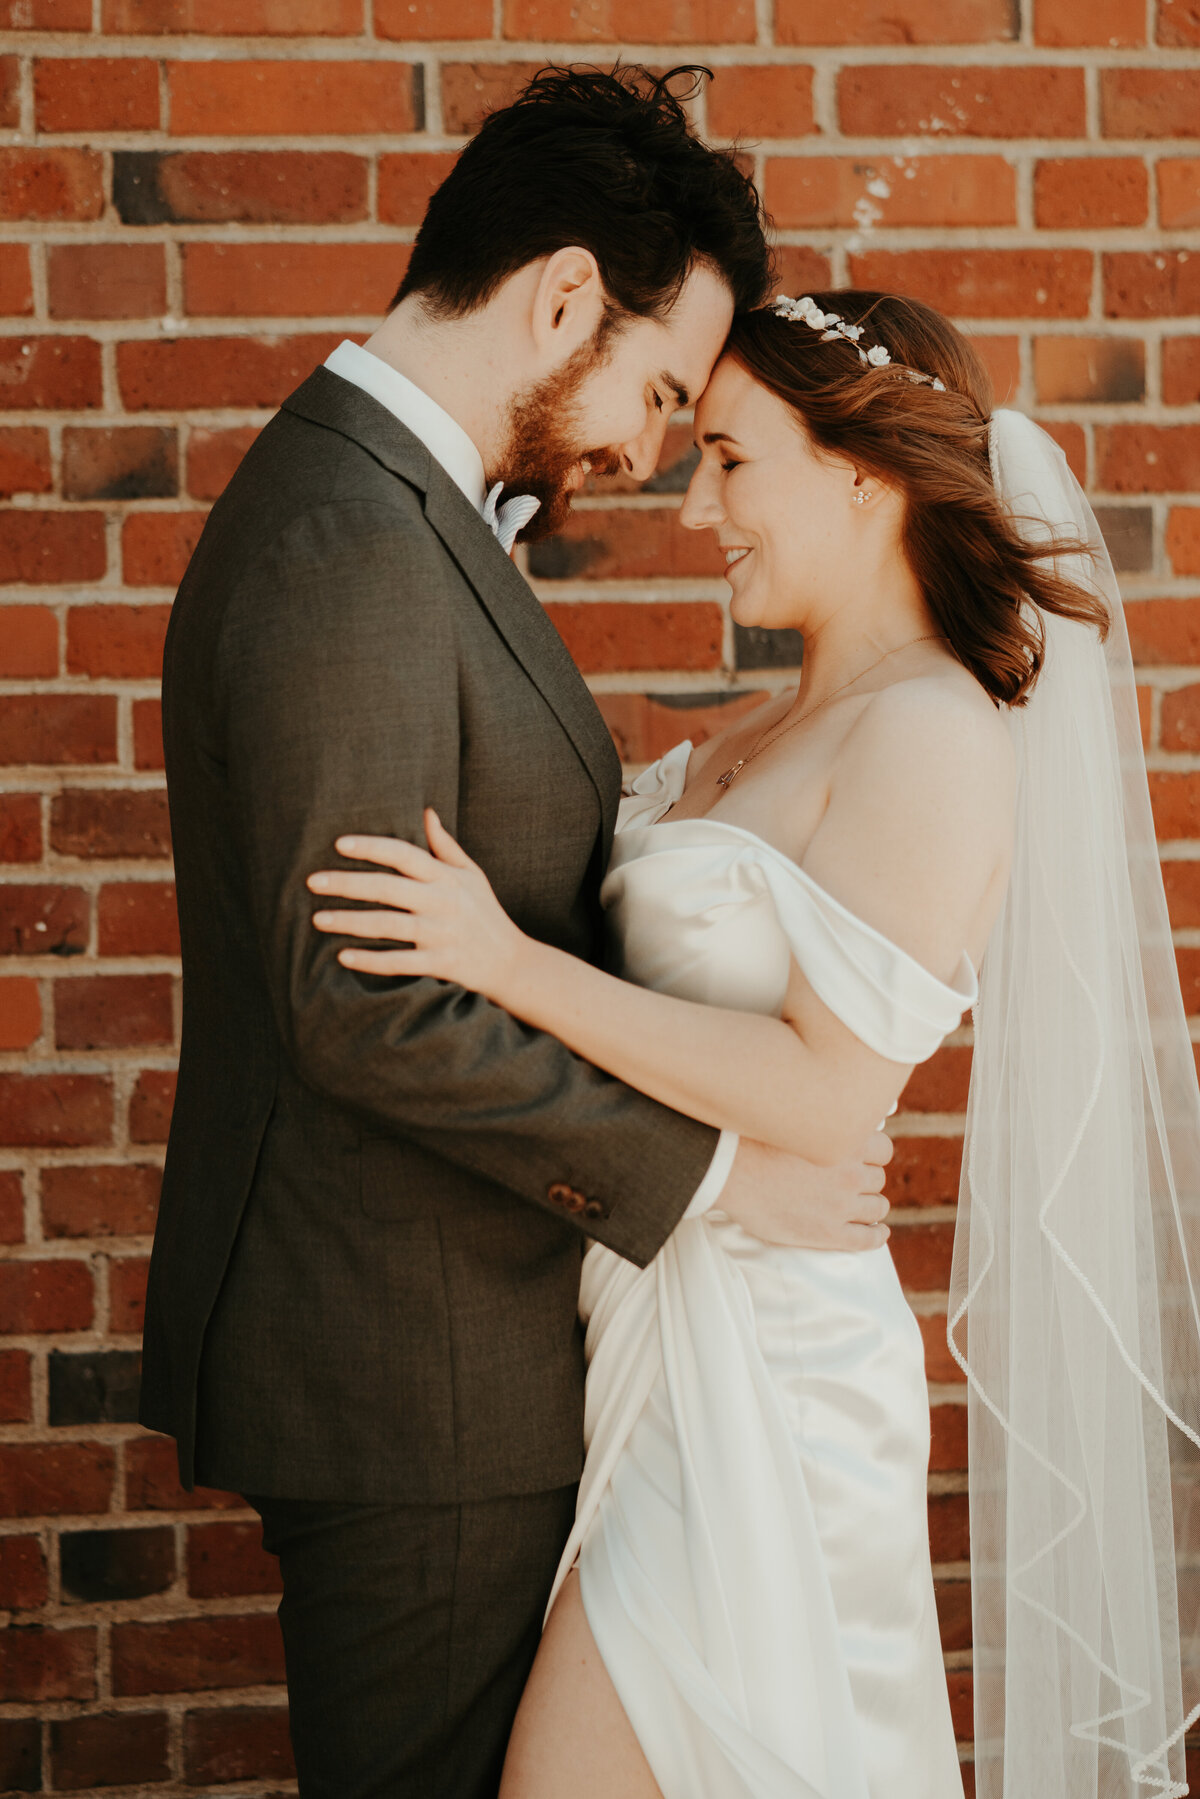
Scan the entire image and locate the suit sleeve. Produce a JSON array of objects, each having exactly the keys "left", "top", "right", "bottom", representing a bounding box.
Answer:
[{"left": 219, "top": 495, "right": 721, "bottom": 1267}]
